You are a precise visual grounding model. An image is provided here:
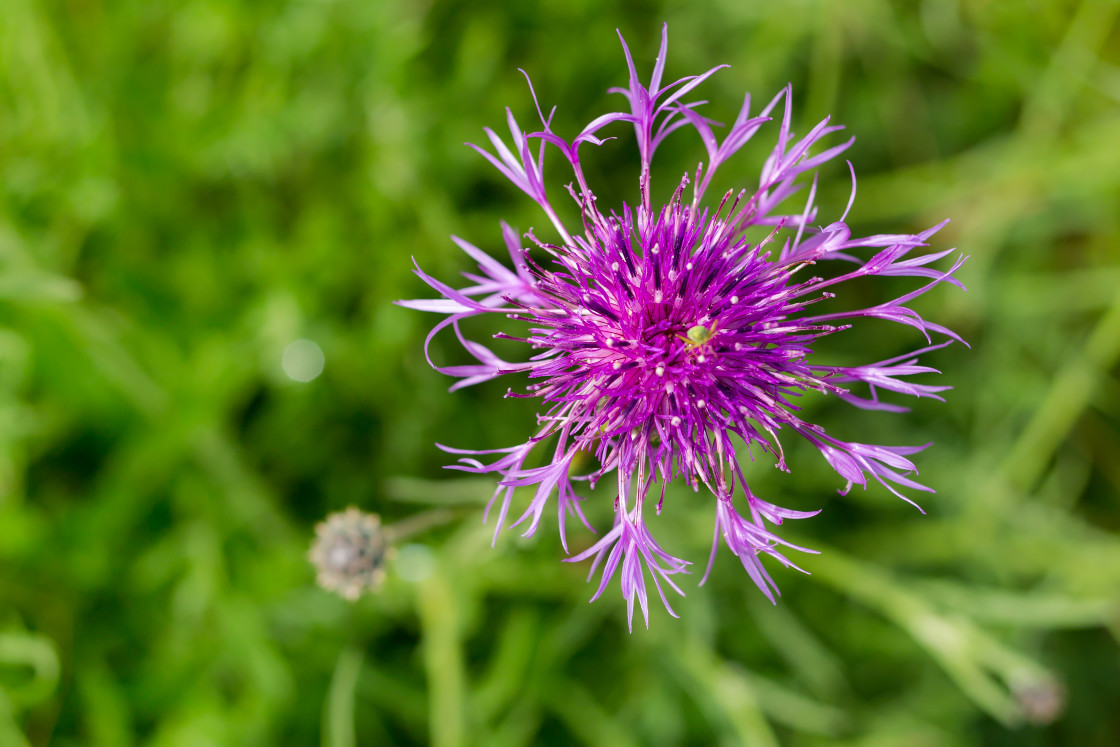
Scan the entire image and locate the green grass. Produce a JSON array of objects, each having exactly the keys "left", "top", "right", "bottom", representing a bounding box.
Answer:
[{"left": 2, "top": 0, "right": 1118, "bottom": 744}]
